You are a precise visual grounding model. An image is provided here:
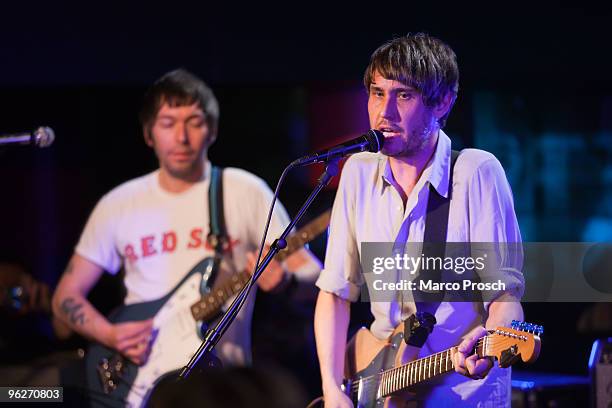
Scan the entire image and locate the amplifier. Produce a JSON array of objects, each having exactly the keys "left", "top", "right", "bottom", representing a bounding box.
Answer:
[
  {"left": 511, "top": 371, "right": 589, "bottom": 408},
  {"left": 590, "top": 338, "right": 612, "bottom": 408}
]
